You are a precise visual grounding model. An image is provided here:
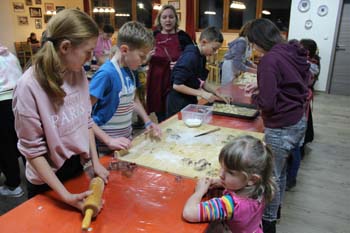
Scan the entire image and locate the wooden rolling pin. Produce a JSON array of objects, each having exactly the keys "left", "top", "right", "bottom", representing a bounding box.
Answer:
[
  {"left": 81, "top": 177, "right": 105, "bottom": 230},
  {"left": 115, "top": 149, "right": 129, "bottom": 157}
]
